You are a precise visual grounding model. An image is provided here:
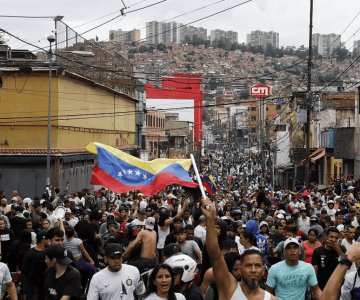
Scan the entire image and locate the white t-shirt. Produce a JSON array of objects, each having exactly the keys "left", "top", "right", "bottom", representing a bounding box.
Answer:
[
  {"left": 129, "top": 218, "right": 146, "bottom": 230},
  {"left": 341, "top": 238, "right": 355, "bottom": 251},
  {"left": 0, "top": 262, "right": 12, "bottom": 297},
  {"left": 144, "top": 292, "right": 186, "bottom": 300},
  {"left": 64, "top": 237, "right": 82, "bottom": 258},
  {"left": 239, "top": 245, "right": 260, "bottom": 255},
  {"left": 67, "top": 217, "right": 79, "bottom": 228},
  {"left": 298, "top": 216, "right": 311, "bottom": 235},
  {"left": 47, "top": 213, "right": 58, "bottom": 228},
  {"left": 194, "top": 225, "right": 206, "bottom": 246},
  {"left": 87, "top": 264, "right": 146, "bottom": 300}
]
